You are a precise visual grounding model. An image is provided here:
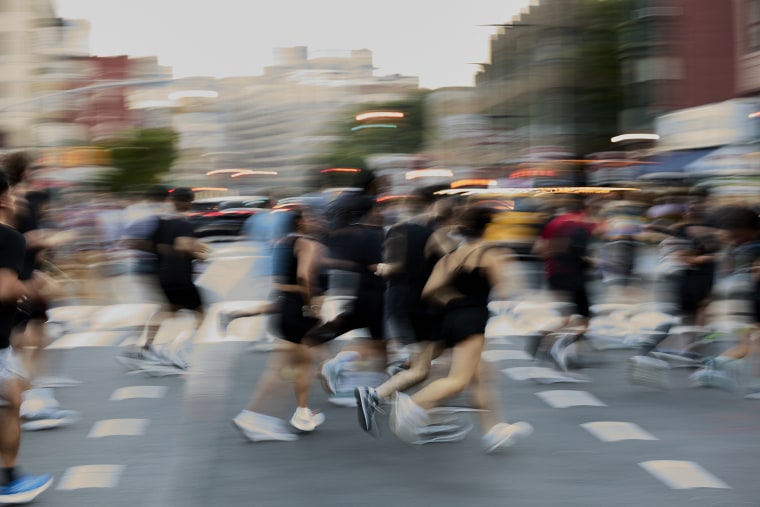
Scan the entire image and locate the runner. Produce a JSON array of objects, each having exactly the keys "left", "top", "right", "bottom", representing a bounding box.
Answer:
[
  {"left": 226, "top": 208, "right": 329, "bottom": 440},
  {"left": 0, "top": 170, "right": 54, "bottom": 503}
]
